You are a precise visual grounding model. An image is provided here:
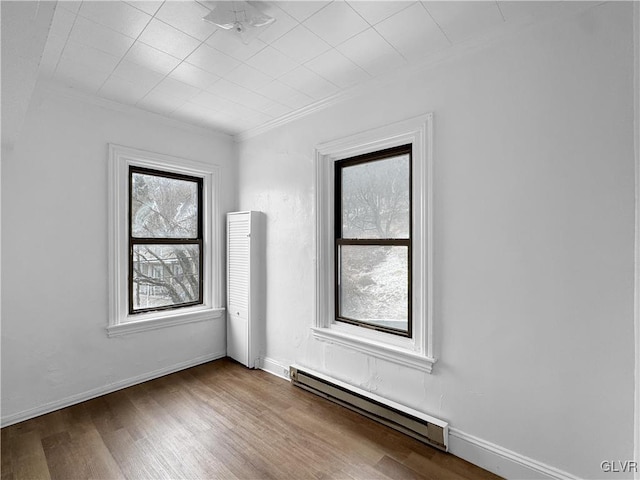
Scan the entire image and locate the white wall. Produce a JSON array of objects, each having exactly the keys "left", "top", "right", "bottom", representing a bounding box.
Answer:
[
  {"left": 1, "top": 1, "right": 55, "bottom": 152},
  {"left": 237, "top": 3, "right": 636, "bottom": 479},
  {"left": 1, "top": 82, "right": 236, "bottom": 424}
]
